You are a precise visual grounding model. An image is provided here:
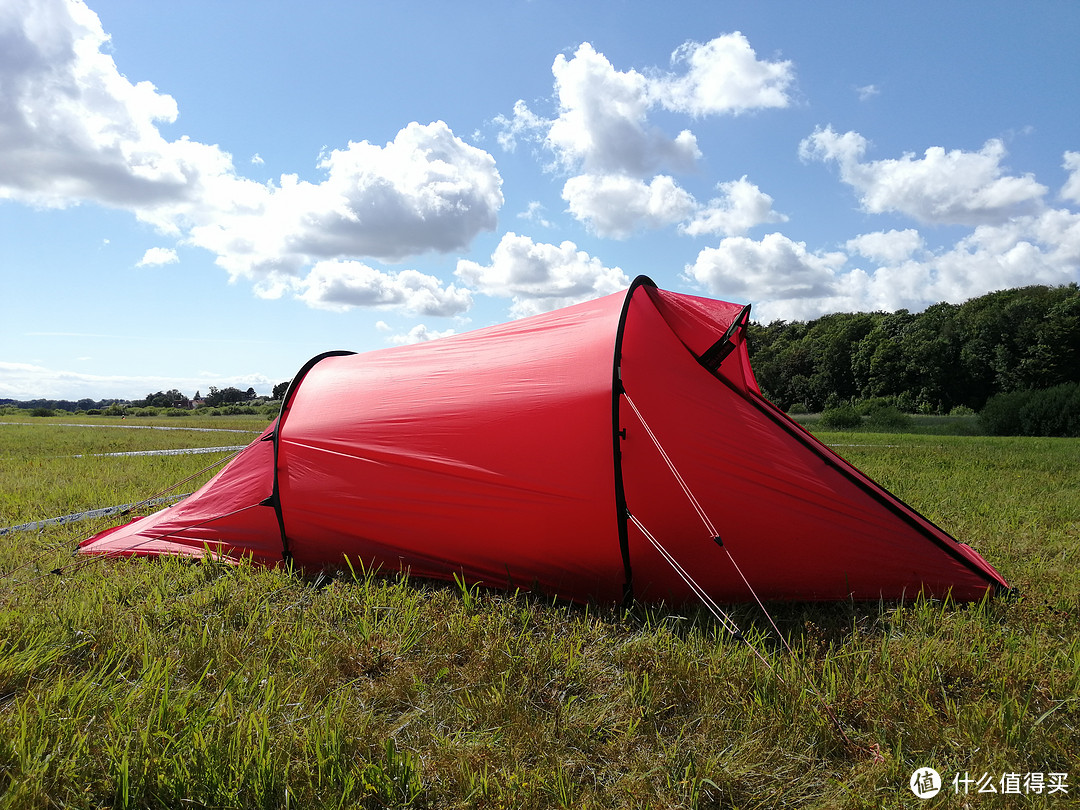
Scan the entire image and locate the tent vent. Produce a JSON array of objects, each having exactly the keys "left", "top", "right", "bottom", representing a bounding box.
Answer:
[{"left": 697, "top": 303, "right": 751, "bottom": 372}]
